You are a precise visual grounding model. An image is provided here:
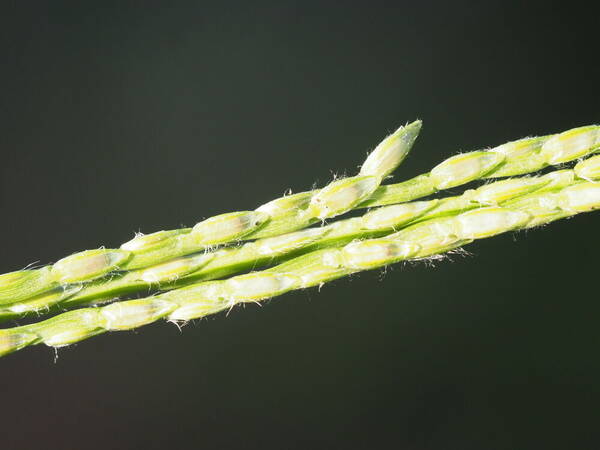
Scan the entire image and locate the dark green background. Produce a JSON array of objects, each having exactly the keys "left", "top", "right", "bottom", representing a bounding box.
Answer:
[{"left": 1, "top": 2, "right": 599, "bottom": 449}]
